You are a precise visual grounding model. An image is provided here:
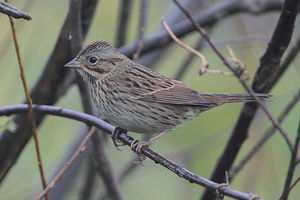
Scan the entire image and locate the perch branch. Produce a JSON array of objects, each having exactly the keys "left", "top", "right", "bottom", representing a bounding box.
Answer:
[
  {"left": 0, "top": 0, "right": 291, "bottom": 184},
  {"left": 0, "top": 104, "right": 261, "bottom": 200}
]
